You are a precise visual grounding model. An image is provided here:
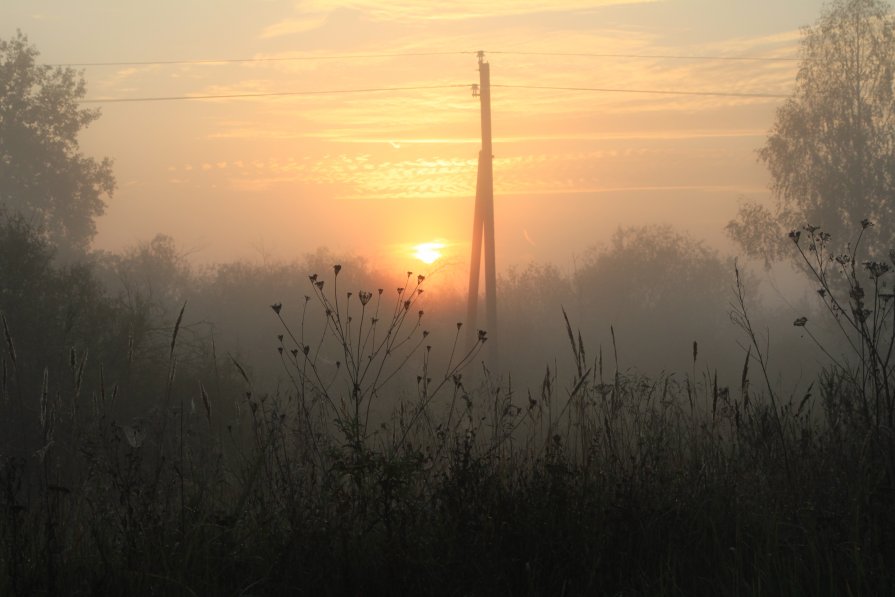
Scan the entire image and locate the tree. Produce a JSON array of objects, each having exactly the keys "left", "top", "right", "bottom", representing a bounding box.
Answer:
[
  {"left": 728, "top": 0, "right": 895, "bottom": 264},
  {"left": 0, "top": 31, "right": 114, "bottom": 255},
  {"left": 573, "top": 225, "right": 738, "bottom": 375},
  {"left": 498, "top": 262, "right": 575, "bottom": 383},
  {"left": 0, "top": 211, "right": 117, "bottom": 407}
]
